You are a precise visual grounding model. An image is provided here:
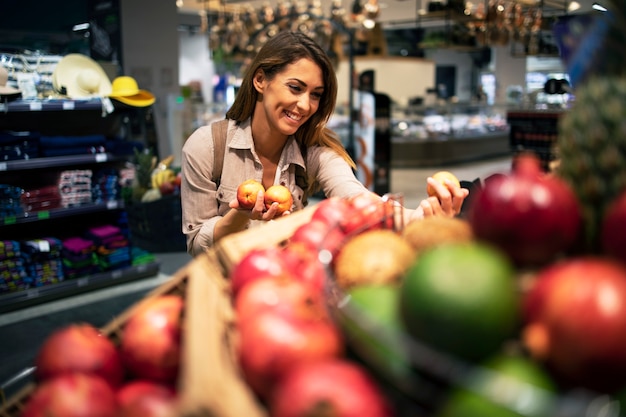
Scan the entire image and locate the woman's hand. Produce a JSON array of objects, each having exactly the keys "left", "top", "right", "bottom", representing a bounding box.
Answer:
[
  {"left": 228, "top": 190, "right": 290, "bottom": 221},
  {"left": 409, "top": 176, "right": 469, "bottom": 222}
]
